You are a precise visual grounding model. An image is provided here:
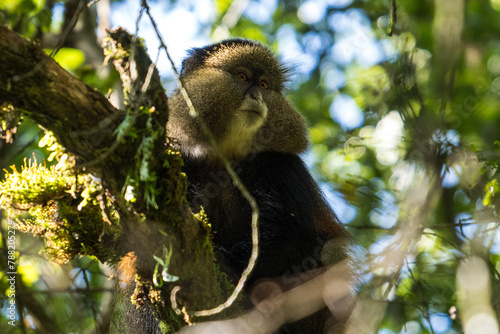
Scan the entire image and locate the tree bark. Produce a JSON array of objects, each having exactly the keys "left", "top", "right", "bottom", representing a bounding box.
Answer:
[{"left": 0, "top": 26, "right": 230, "bottom": 332}]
